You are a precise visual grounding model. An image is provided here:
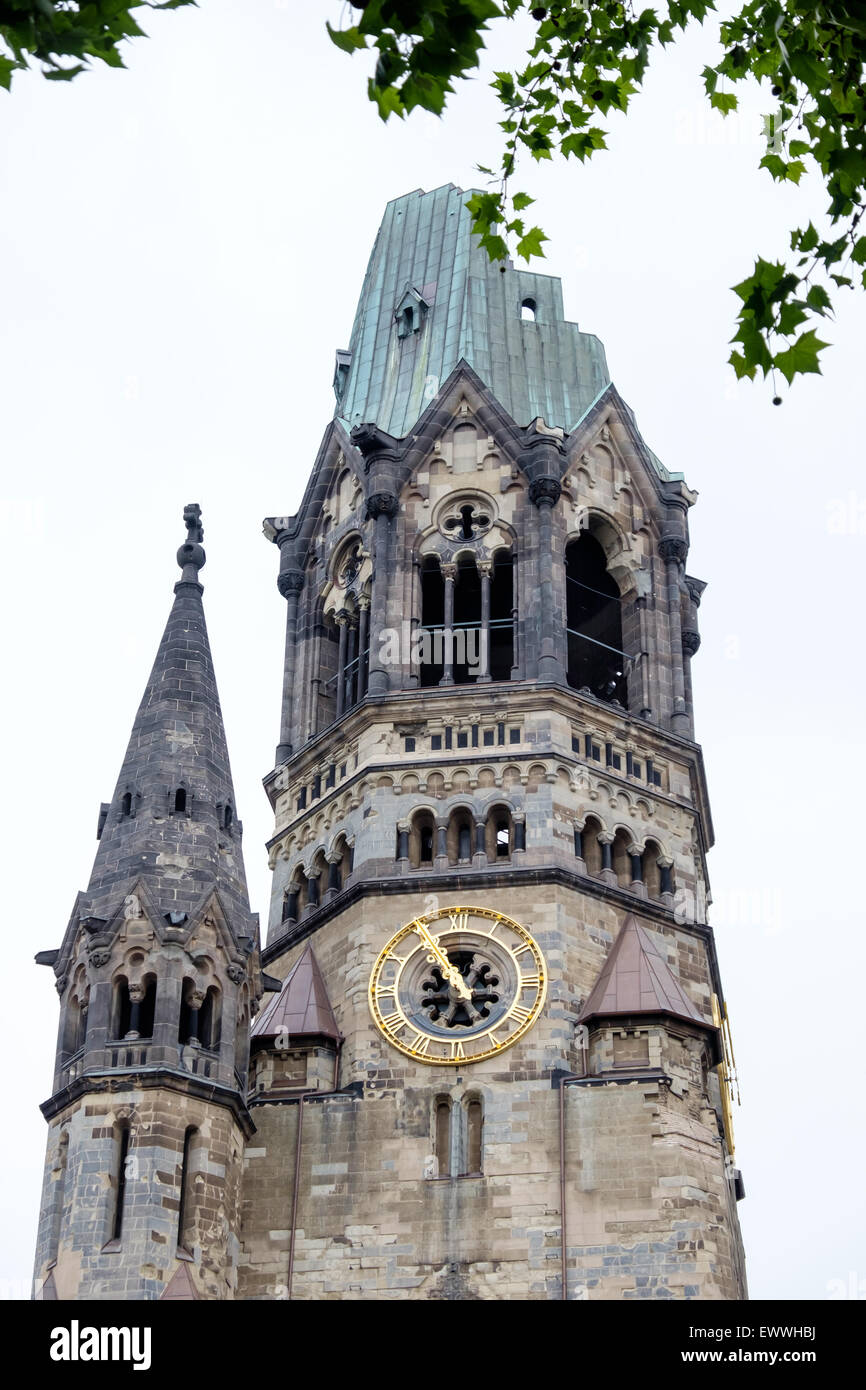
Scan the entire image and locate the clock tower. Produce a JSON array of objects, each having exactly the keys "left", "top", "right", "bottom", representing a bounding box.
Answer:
[{"left": 240, "top": 183, "right": 747, "bottom": 1301}]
